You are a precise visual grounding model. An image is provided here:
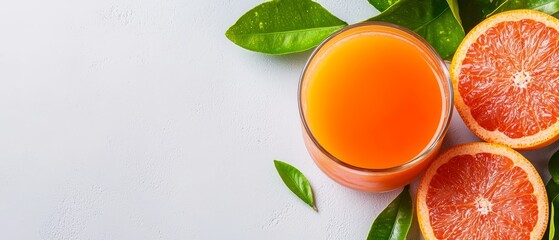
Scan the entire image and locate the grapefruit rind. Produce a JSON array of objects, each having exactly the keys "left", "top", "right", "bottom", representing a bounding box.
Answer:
[
  {"left": 417, "top": 142, "right": 548, "bottom": 240},
  {"left": 450, "top": 10, "right": 559, "bottom": 150}
]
